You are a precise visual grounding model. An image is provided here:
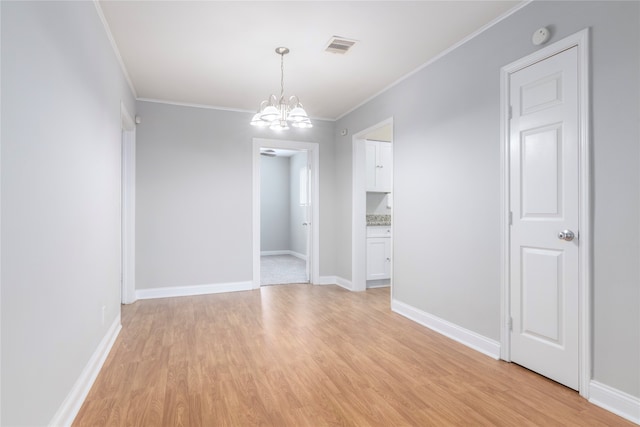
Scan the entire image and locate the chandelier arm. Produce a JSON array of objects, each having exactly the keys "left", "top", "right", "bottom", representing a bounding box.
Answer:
[{"left": 288, "top": 95, "right": 300, "bottom": 108}]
